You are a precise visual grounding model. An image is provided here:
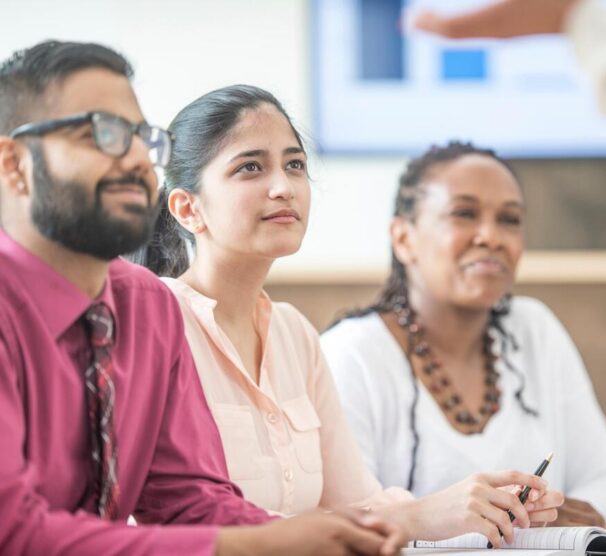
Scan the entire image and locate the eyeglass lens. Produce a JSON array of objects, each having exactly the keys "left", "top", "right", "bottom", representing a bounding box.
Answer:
[
  {"left": 93, "top": 114, "right": 130, "bottom": 157},
  {"left": 92, "top": 113, "right": 171, "bottom": 167},
  {"left": 139, "top": 124, "right": 171, "bottom": 168}
]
